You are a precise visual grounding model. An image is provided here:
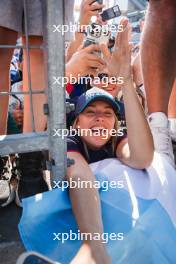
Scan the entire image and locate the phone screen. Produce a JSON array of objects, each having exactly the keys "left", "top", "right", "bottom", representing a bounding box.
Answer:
[{"left": 106, "top": 9, "right": 114, "bottom": 19}]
